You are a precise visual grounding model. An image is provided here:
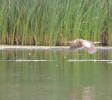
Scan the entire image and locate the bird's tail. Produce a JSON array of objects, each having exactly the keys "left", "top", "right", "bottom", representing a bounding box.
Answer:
[{"left": 62, "top": 41, "right": 73, "bottom": 45}]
